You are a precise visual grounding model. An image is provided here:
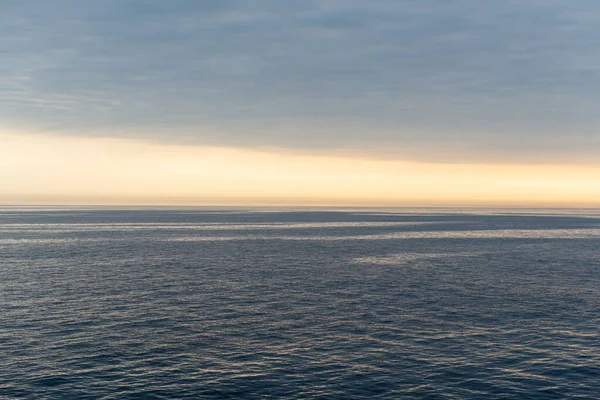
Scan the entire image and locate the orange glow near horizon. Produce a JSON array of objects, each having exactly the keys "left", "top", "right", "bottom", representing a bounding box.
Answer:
[{"left": 1, "top": 131, "right": 600, "bottom": 207}]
